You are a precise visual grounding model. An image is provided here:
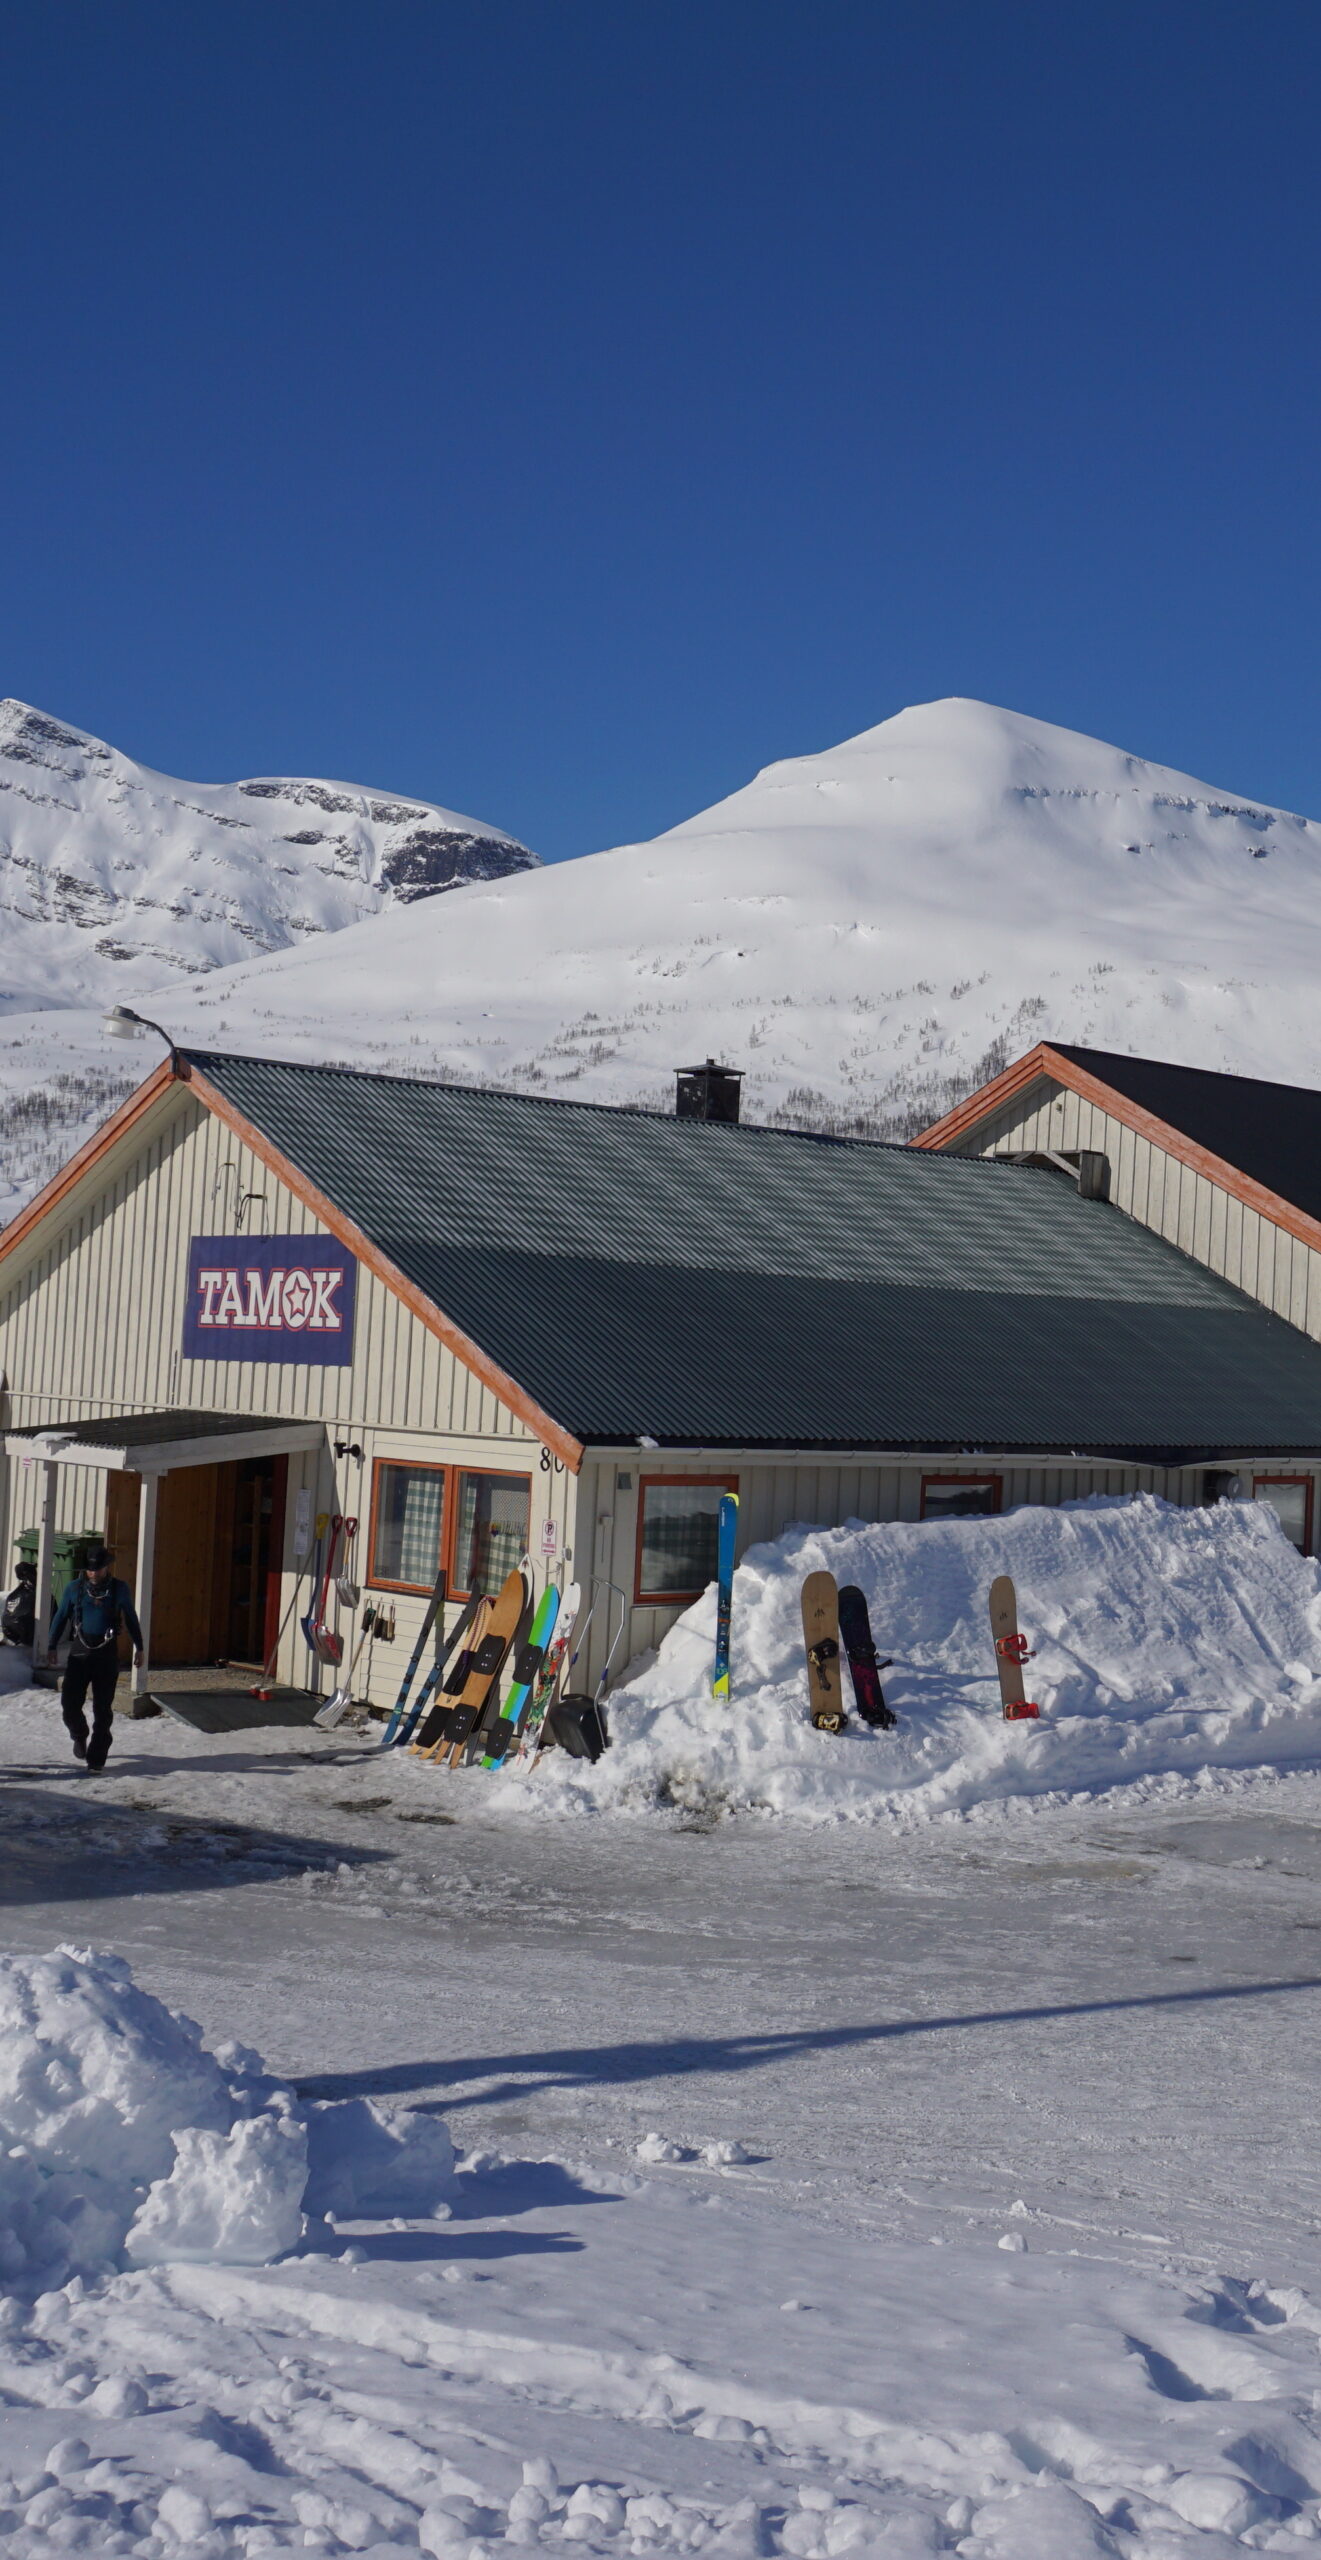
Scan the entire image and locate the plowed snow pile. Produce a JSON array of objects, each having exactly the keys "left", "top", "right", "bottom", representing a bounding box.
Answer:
[
  {"left": 0, "top": 1948, "right": 455, "bottom": 2295},
  {"left": 523, "top": 1495, "right": 1321, "bottom": 1825}
]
